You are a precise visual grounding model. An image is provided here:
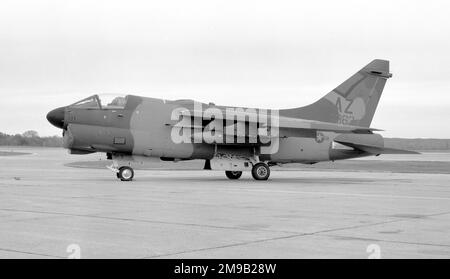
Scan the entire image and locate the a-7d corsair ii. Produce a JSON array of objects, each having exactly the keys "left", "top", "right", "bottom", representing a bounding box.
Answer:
[{"left": 47, "top": 59, "right": 417, "bottom": 181}]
